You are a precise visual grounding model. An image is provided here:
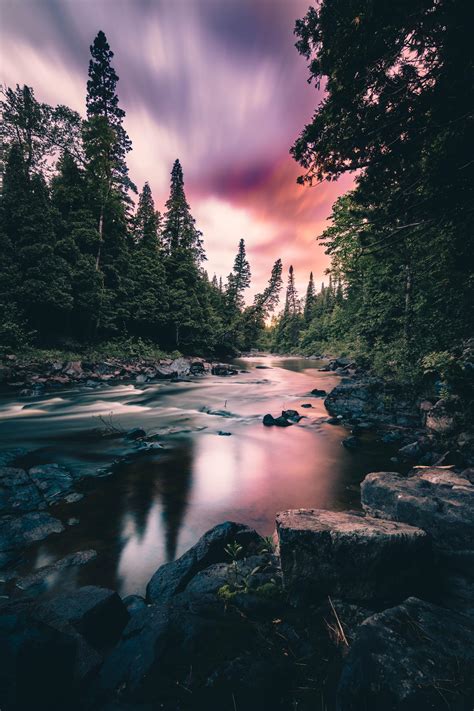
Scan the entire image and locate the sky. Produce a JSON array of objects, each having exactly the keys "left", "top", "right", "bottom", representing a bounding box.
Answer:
[{"left": 0, "top": 0, "right": 352, "bottom": 301}]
